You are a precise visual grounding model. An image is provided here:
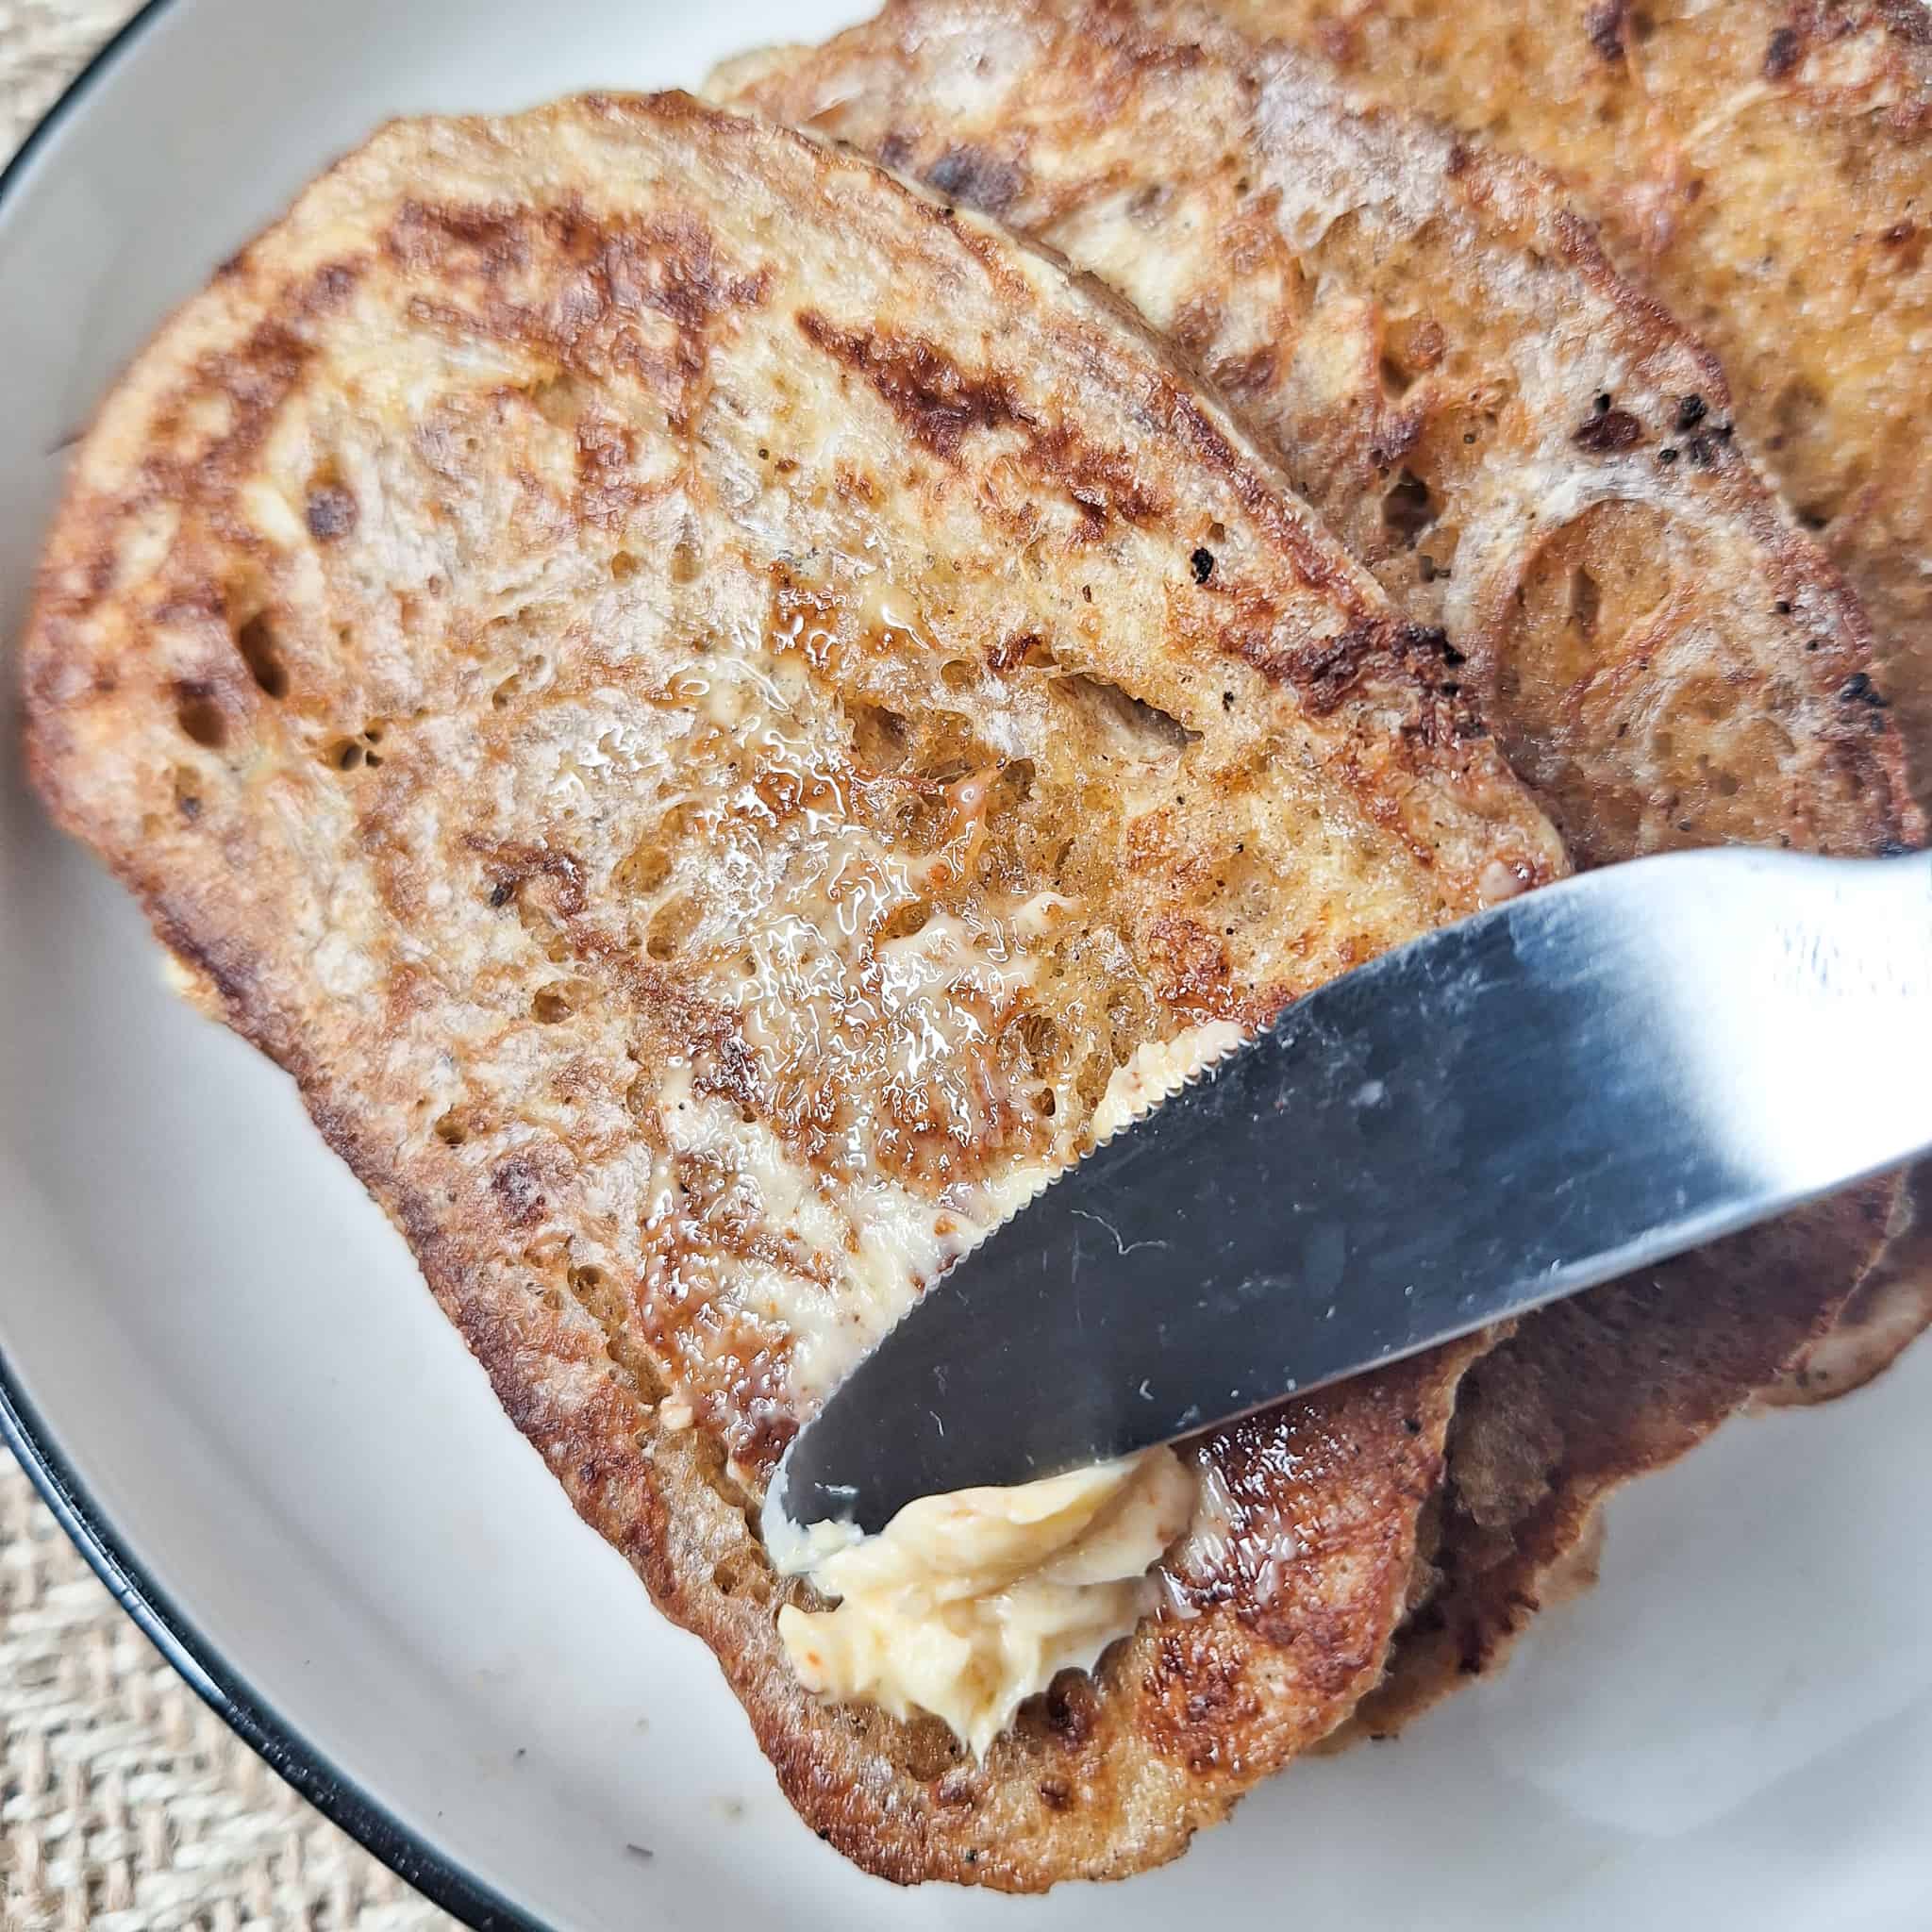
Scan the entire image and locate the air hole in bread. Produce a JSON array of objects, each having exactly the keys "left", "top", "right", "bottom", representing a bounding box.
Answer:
[
  {"left": 1054, "top": 674, "right": 1199, "bottom": 756},
  {"left": 611, "top": 550, "right": 639, "bottom": 582},
  {"left": 1380, "top": 352, "right": 1418, "bottom": 398},
  {"left": 989, "top": 758, "right": 1036, "bottom": 815},
  {"left": 1770, "top": 375, "right": 1824, "bottom": 455},
  {"left": 619, "top": 802, "right": 701, "bottom": 904},
  {"left": 558, "top": 1256, "right": 669, "bottom": 1407},
  {"left": 520, "top": 1230, "right": 565, "bottom": 1272},
  {"left": 645, "top": 894, "right": 700, "bottom": 961},
  {"left": 433, "top": 1110, "right": 470, "bottom": 1145},
  {"left": 712, "top": 1548, "right": 773, "bottom": 1604},
  {"left": 532, "top": 983, "right": 578, "bottom": 1023},
  {"left": 1567, "top": 567, "right": 1601, "bottom": 638},
  {"left": 1106, "top": 989, "right": 1153, "bottom": 1066},
  {"left": 1019, "top": 1011, "right": 1060, "bottom": 1067},
  {"left": 234, "top": 613, "right": 289, "bottom": 698},
  {"left": 175, "top": 690, "right": 227, "bottom": 749},
  {"left": 528, "top": 373, "right": 589, "bottom": 427},
  {"left": 846, "top": 700, "right": 910, "bottom": 774},
  {"left": 940, "top": 658, "right": 974, "bottom": 692},
  {"left": 893, "top": 793, "right": 955, "bottom": 855},
  {"left": 614, "top": 839, "right": 675, "bottom": 896},
  {"left": 491, "top": 653, "right": 552, "bottom": 710},
  {"left": 1382, "top": 470, "right": 1436, "bottom": 547},
  {"left": 1703, "top": 756, "right": 1742, "bottom": 797},
  {"left": 685, "top": 1420, "right": 756, "bottom": 1517},
  {"left": 325, "top": 738, "right": 364, "bottom": 771}
]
